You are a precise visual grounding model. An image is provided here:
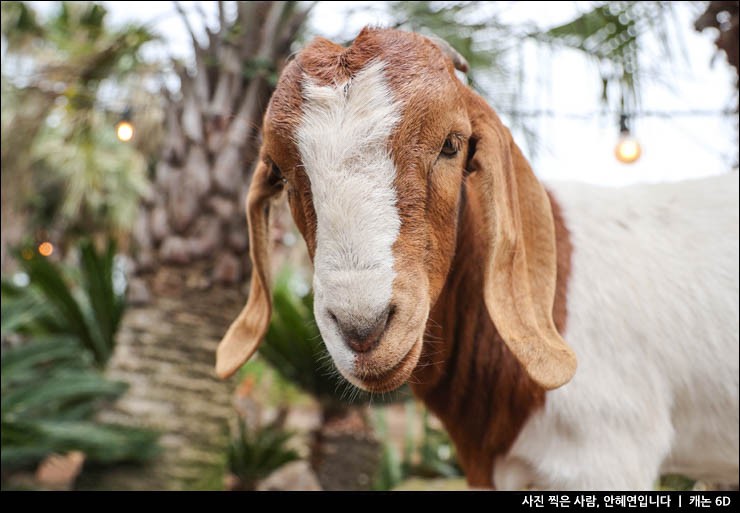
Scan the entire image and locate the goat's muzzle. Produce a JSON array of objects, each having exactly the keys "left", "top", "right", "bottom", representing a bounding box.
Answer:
[{"left": 328, "top": 304, "right": 394, "bottom": 353}]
